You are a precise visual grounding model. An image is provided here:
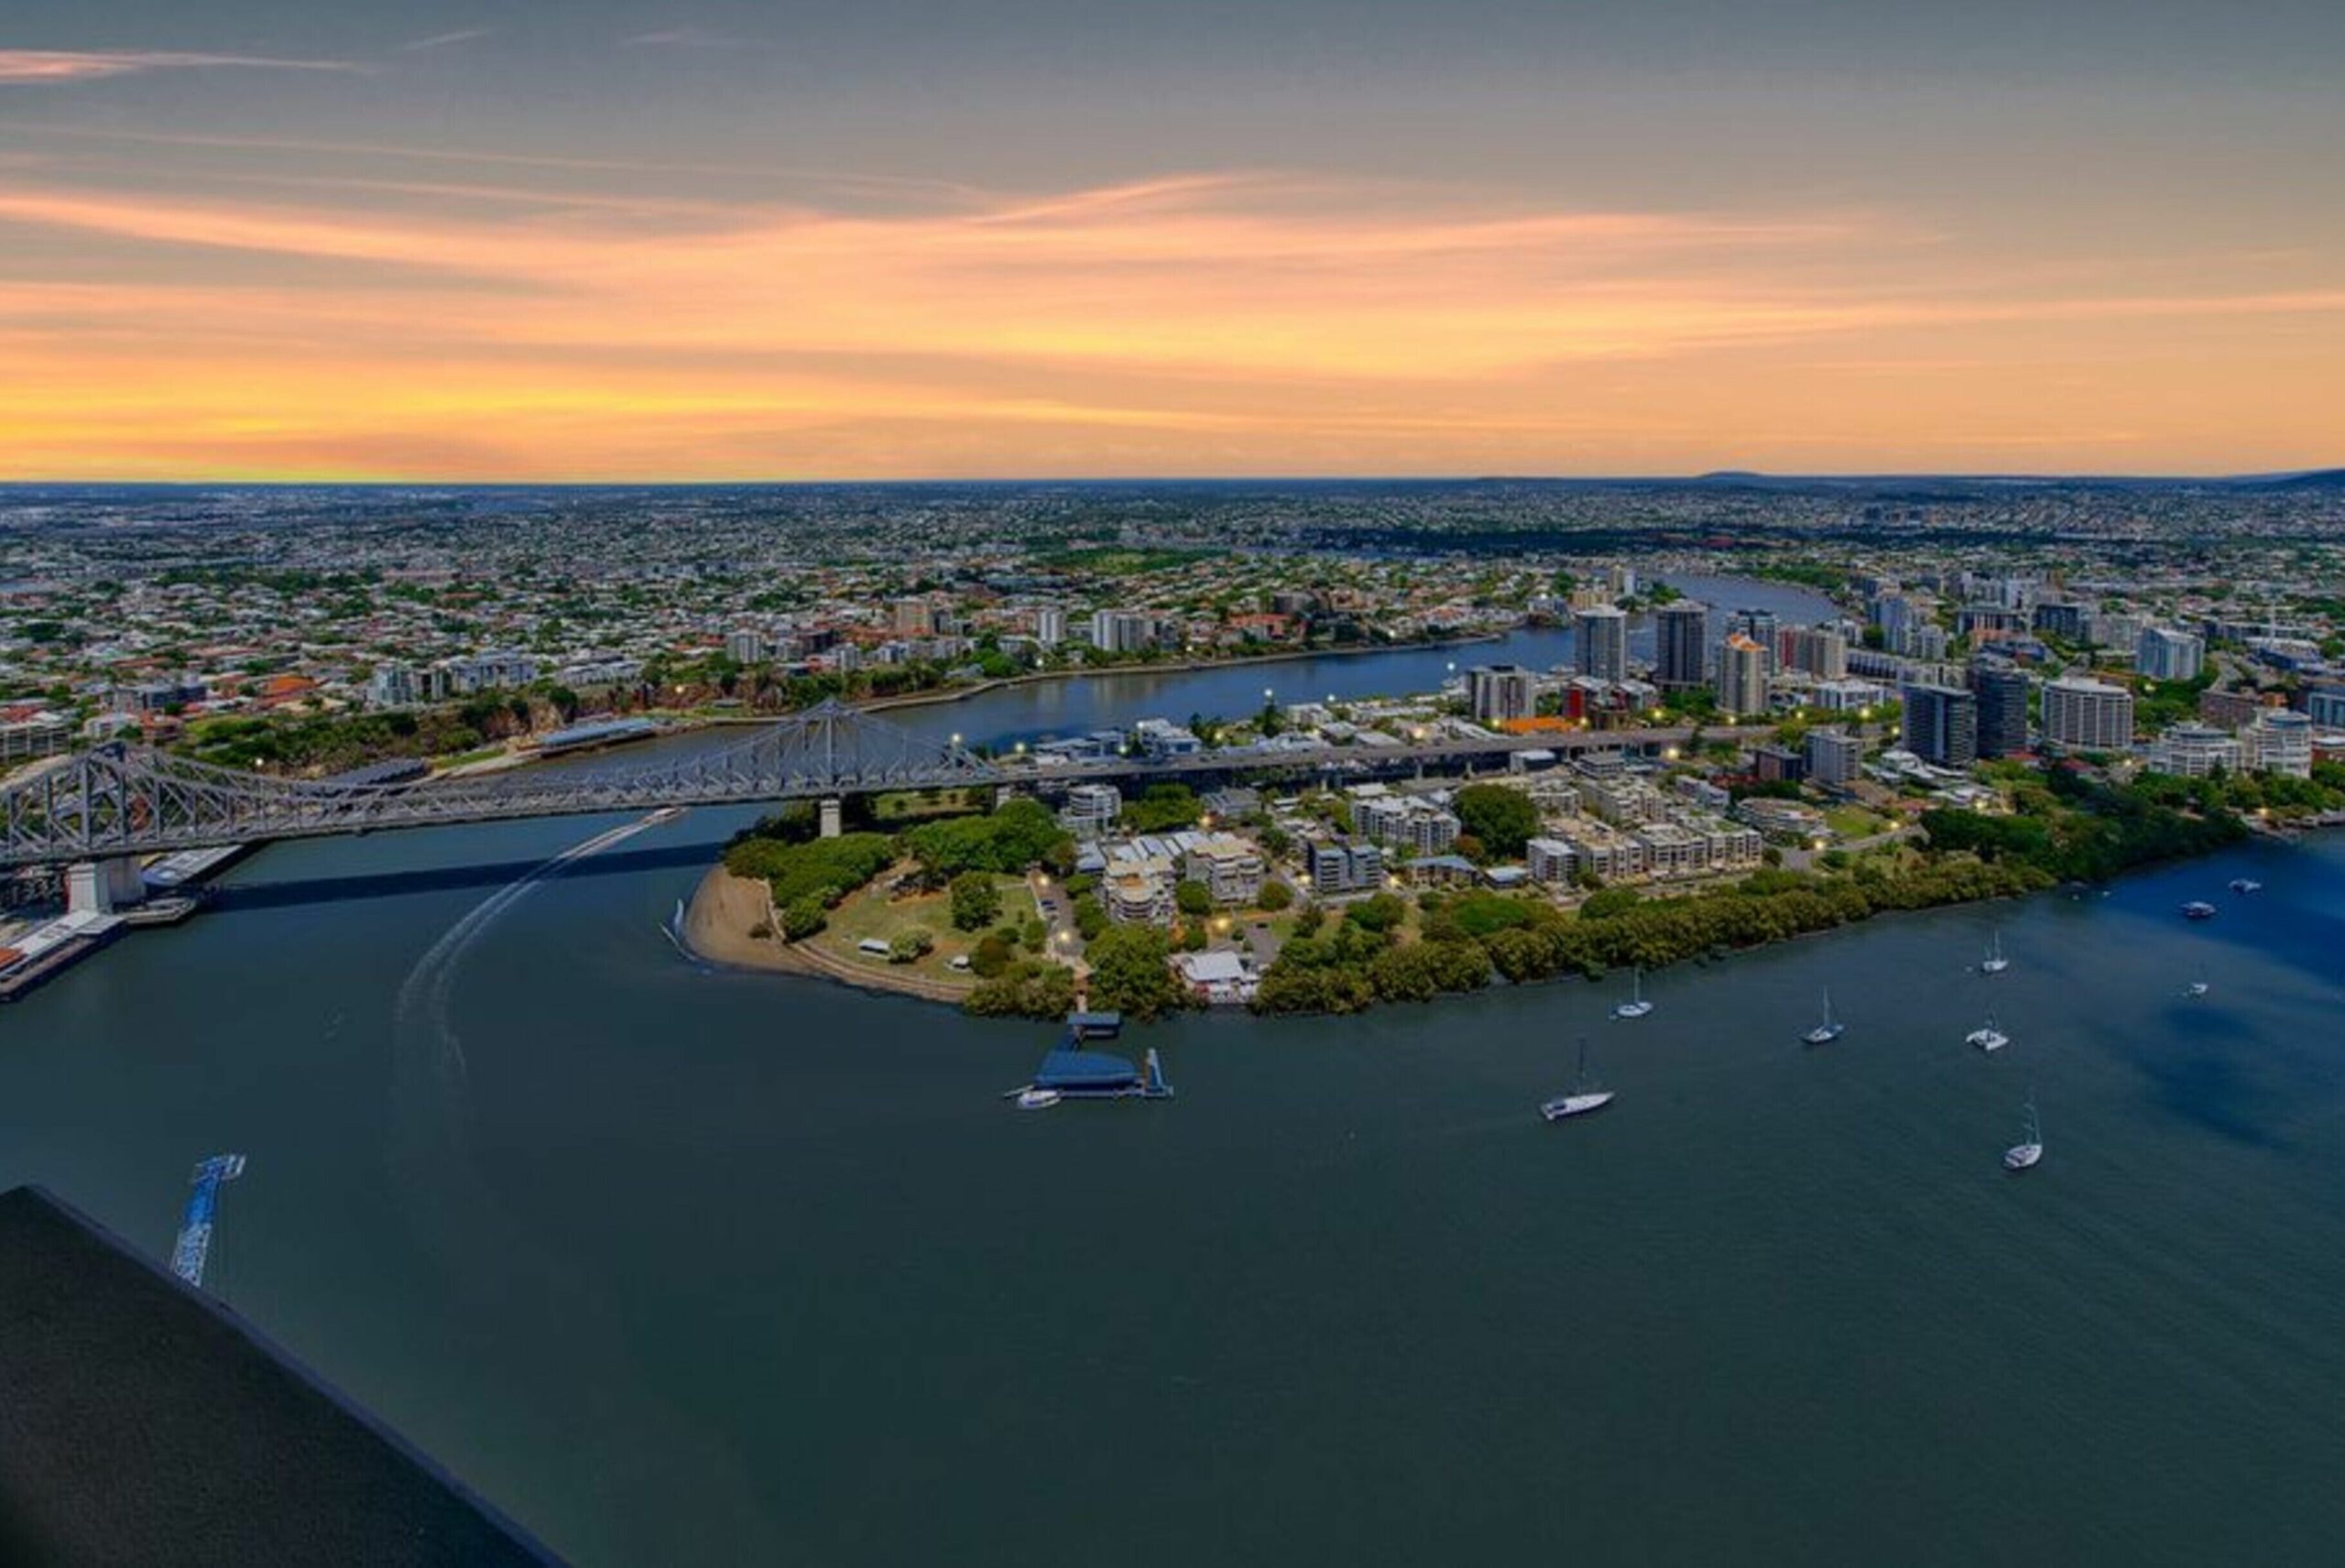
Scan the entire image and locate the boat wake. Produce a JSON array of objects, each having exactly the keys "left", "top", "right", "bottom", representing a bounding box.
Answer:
[{"left": 394, "top": 814, "right": 660, "bottom": 1096}]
